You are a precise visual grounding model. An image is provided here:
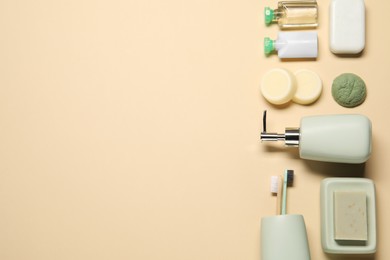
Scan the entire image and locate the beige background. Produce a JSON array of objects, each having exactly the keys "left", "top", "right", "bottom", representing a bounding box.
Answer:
[{"left": 0, "top": 0, "right": 389, "bottom": 259}]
